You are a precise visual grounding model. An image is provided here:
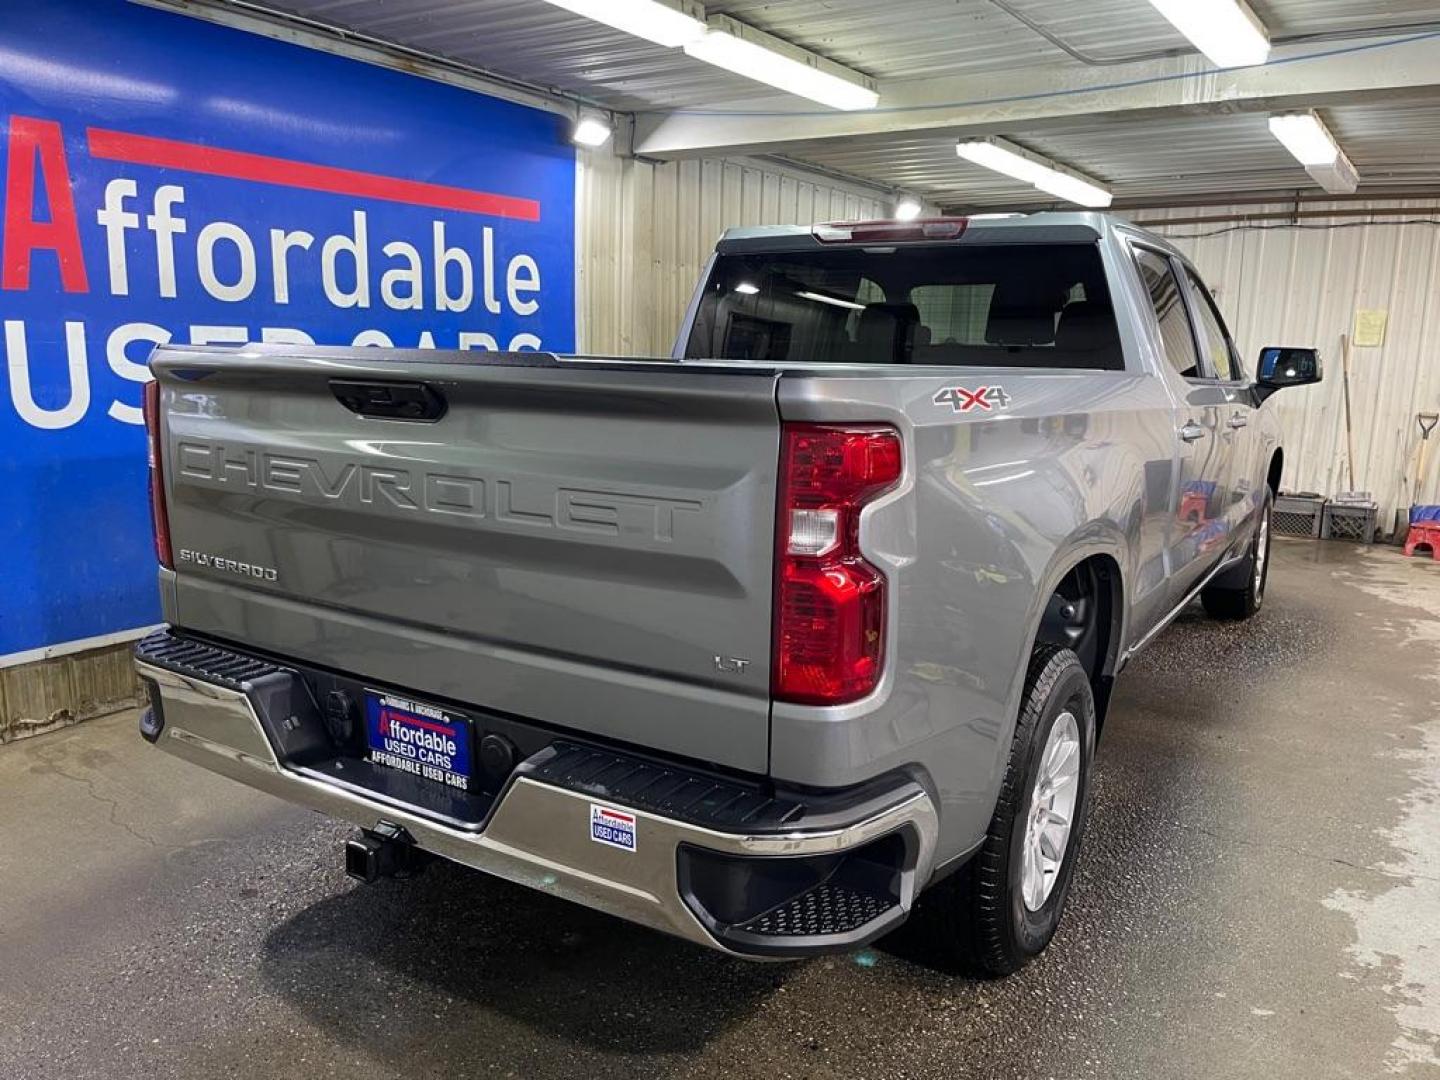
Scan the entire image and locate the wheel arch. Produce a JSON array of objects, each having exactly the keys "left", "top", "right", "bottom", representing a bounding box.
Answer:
[{"left": 1029, "top": 545, "right": 1126, "bottom": 731}]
